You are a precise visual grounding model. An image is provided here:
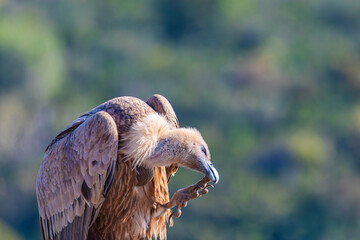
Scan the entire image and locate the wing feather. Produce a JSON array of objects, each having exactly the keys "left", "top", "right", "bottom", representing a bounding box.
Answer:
[{"left": 36, "top": 111, "right": 118, "bottom": 240}]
